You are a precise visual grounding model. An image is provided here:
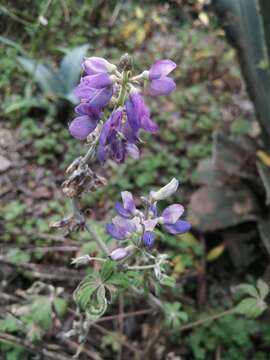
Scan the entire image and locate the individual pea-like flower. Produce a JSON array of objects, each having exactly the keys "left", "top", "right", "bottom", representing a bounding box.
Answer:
[
  {"left": 109, "top": 247, "right": 130, "bottom": 261},
  {"left": 148, "top": 60, "right": 176, "bottom": 96},
  {"left": 69, "top": 103, "right": 101, "bottom": 140},
  {"left": 74, "top": 74, "right": 114, "bottom": 109},
  {"left": 159, "top": 204, "right": 191, "bottom": 235},
  {"left": 125, "top": 90, "right": 158, "bottom": 133},
  {"left": 82, "top": 57, "right": 117, "bottom": 75},
  {"left": 115, "top": 191, "right": 136, "bottom": 218},
  {"left": 106, "top": 178, "right": 191, "bottom": 251},
  {"left": 97, "top": 109, "right": 140, "bottom": 163},
  {"left": 150, "top": 178, "right": 179, "bottom": 201}
]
